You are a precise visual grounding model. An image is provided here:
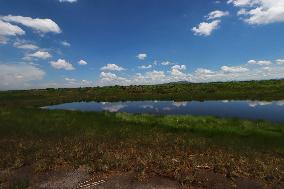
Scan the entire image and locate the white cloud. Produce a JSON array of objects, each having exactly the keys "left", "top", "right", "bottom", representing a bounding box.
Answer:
[
  {"left": 257, "top": 60, "right": 271, "bottom": 65},
  {"left": 132, "top": 71, "right": 168, "bottom": 85},
  {"left": 227, "top": 0, "right": 258, "bottom": 7},
  {"left": 61, "top": 41, "right": 71, "bottom": 47},
  {"left": 221, "top": 65, "right": 249, "bottom": 73},
  {"left": 171, "top": 64, "right": 186, "bottom": 70},
  {"left": 95, "top": 56, "right": 284, "bottom": 86},
  {"left": 207, "top": 10, "right": 230, "bottom": 20},
  {"left": 161, "top": 61, "right": 174, "bottom": 66},
  {"left": 0, "top": 20, "right": 25, "bottom": 36},
  {"left": 100, "top": 72, "right": 117, "bottom": 81},
  {"left": 98, "top": 72, "right": 130, "bottom": 86},
  {"left": 248, "top": 60, "right": 257, "bottom": 64},
  {"left": 146, "top": 70, "right": 166, "bottom": 79},
  {"left": 170, "top": 65, "right": 189, "bottom": 80},
  {"left": 50, "top": 59, "right": 75, "bottom": 70},
  {"left": 81, "top": 79, "right": 92, "bottom": 85},
  {"left": 13, "top": 41, "right": 39, "bottom": 50},
  {"left": 192, "top": 61, "right": 284, "bottom": 82},
  {"left": 101, "top": 64, "right": 125, "bottom": 71},
  {"left": 228, "top": 0, "right": 284, "bottom": 25},
  {"left": 248, "top": 59, "right": 272, "bottom": 65},
  {"left": 0, "top": 64, "right": 45, "bottom": 90},
  {"left": 276, "top": 59, "right": 284, "bottom": 64},
  {"left": 137, "top": 53, "right": 147, "bottom": 60},
  {"left": 192, "top": 20, "right": 221, "bottom": 36},
  {"left": 64, "top": 77, "right": 76, "bottom": 82},
  {"left": 132, "top": 69, "right": 191, "bottom": 85},
  {"left": 78, "top": 59, "right": 87, "bottom": 65},
  {"left": 1, "top": 15, "right": 61, "bottom": 34},
  {"left": 16, "top": 44, "right": 39, "bottom": 50},
  {"left": 26, "top": 51, "right": 52, "bottom": 60},
  {"left": 138, "top": 64, "right": 152, "bottom": 69},
  {"left": 59, "top": 0, "right": 78, "bottom": 2},
  {"left": 195, "top": 68, "right": 215, "bottom": 75},
  {"left": 170, "top": 69, "right": 186, "bottom": 77}
]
